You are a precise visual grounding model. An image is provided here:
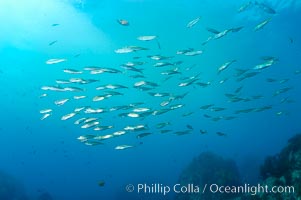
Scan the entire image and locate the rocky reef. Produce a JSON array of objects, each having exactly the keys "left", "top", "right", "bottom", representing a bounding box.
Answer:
[
  {"left": 0, "top": 170, "right": 54, "bottom": 200},
  {"left": 256, "top": 133, "right": 301, "bottom": 200},
  {"left": 0, "top": 170, "right": 29, "bottom": 200},
  {"left": 175, "top": 152, "right": 242, "bottom": 200},
  {"left": 233, "top": 134, "right": 301, "bottom": 200},
  {"left": 175, "top": 134, "right": 301, "bottom": 200}
]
